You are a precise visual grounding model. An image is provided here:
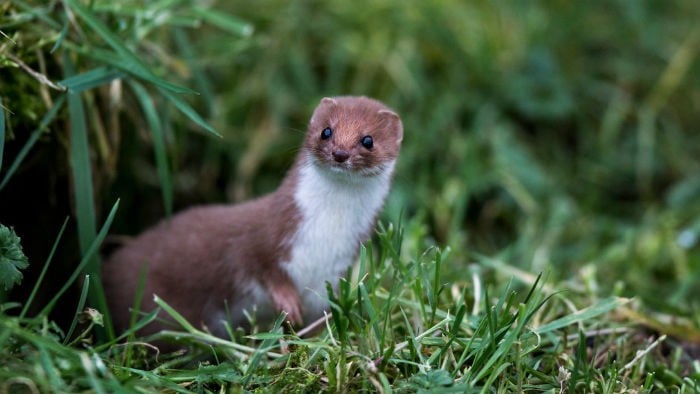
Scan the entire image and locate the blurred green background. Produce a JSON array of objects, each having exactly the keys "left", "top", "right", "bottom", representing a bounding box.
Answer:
[{"left": 1, "top": 0, "right": 700, "bottom": 323}]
